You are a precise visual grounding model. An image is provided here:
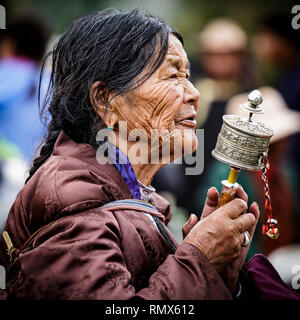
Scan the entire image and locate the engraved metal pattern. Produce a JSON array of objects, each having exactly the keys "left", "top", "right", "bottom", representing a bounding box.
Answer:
[
  {"left": 212, "top": 116, "right": 273, "bottom": 170},
  {"left": 224, "top": 115, "right": 274, "bottom": 137},
  {"left": 212, "top": 90, "right": 274, "bottom": 171}
]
